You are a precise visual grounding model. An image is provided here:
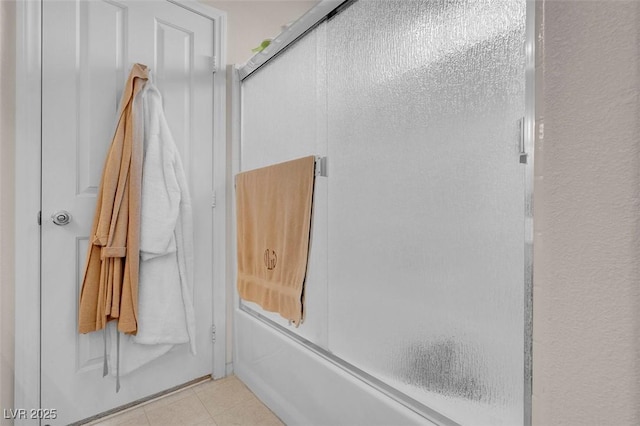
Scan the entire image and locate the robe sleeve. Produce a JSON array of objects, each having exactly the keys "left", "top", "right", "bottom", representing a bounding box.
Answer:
[
  {"left": 160, "top": 112, "right": 197, "bottom": 356},
  {"left": 139, "top": 91, "right": 182, "bottom": 261}
]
